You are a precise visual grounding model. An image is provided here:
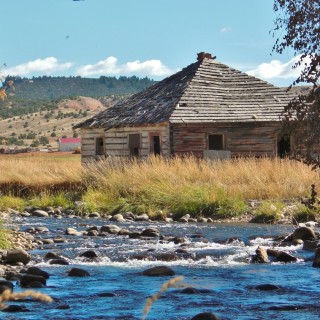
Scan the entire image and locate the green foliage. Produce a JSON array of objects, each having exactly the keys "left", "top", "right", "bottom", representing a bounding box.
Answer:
[
  {"left": 0, "top": 196, "right": 26, "bottom": 211},
  {"left": 292, "top": 203, "right": 319, "bottom": 223},
  {"left": 251, "top": 201, "right": 285, "bottom": 223},
  {"left": 0, "top": 222, "right": 11, "bottom": 249},
  {"left": 28, "top": 192, "right": 74, "bottom": 209}
]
